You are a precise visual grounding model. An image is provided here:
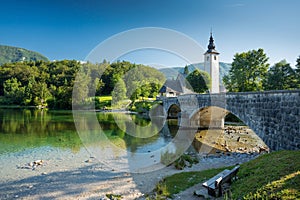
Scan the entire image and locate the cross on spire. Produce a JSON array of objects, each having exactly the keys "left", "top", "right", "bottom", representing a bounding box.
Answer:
[{"left": 206, "top": 31, "right": 219, "bottom": 54}]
